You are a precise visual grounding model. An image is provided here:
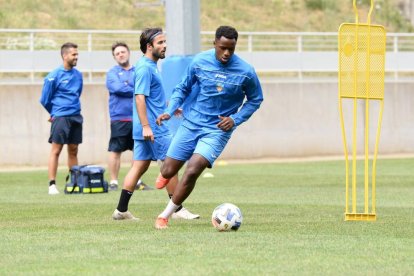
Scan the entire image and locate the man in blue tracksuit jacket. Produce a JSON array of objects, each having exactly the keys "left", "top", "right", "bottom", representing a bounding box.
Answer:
[
  {"left": 154, "top": 26, "right": 264, "bottom": 229},
  {"left": 39, "top": 42, "right": 83, "bottom": 195}
]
